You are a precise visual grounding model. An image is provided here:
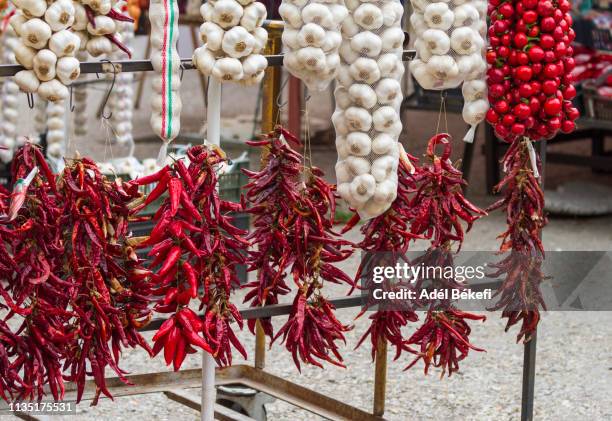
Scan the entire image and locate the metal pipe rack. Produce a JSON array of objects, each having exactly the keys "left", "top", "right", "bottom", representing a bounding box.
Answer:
[{"left": 0, "top": 19, "right": 539, "bottom": 421}]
